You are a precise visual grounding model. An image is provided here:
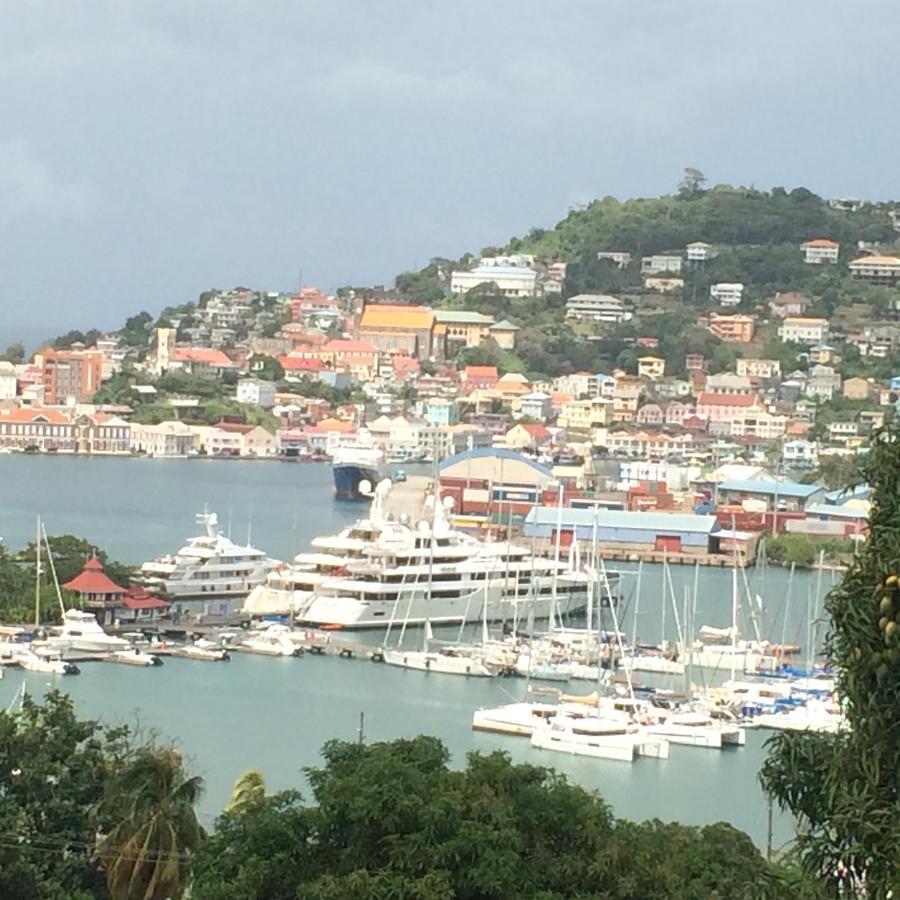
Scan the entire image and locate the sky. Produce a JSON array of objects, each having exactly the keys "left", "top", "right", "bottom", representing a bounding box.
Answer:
[{"left": 1, "top": 1, "right": 899, "bottom": 344}]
